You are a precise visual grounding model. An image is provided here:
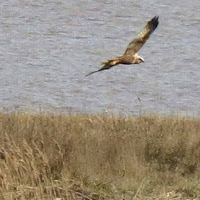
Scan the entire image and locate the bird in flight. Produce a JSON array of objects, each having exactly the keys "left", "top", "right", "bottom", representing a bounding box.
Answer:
[{"left": 86, "top": 16, "right": 159, "bottom": 77}]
